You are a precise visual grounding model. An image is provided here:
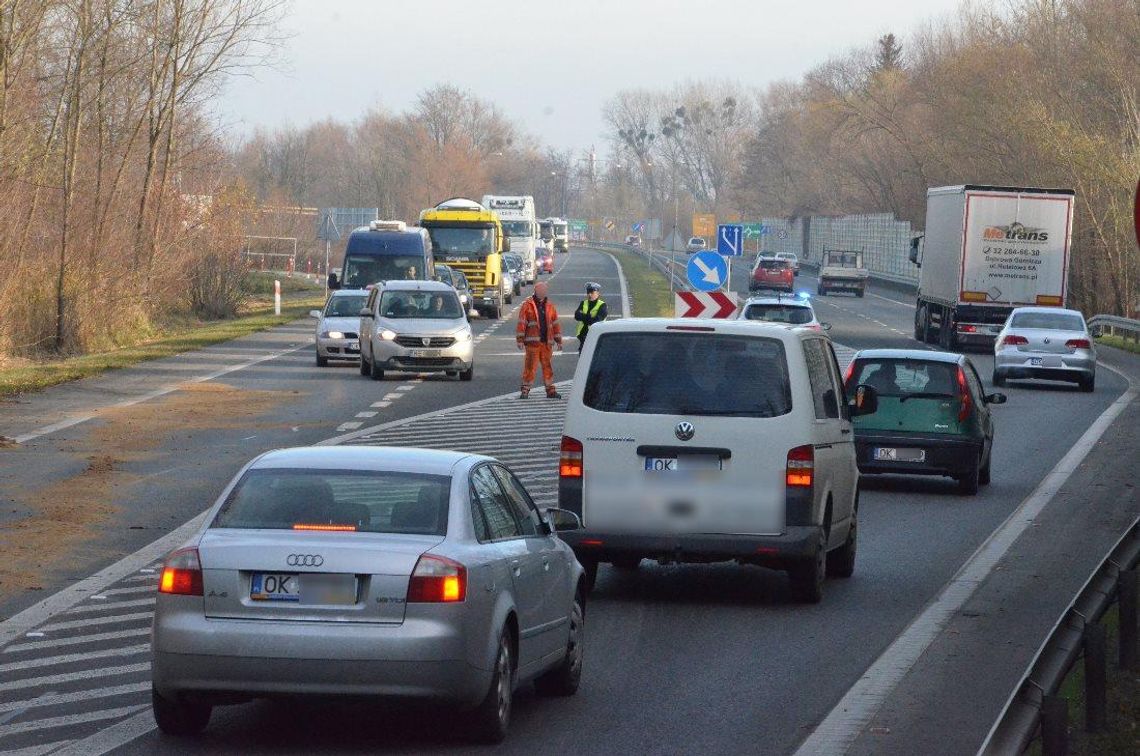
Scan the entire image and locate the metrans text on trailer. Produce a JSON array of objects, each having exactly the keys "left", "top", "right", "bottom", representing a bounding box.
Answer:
[{"left": 909, "top": 185, "right": 1074, "bottom": 349}]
